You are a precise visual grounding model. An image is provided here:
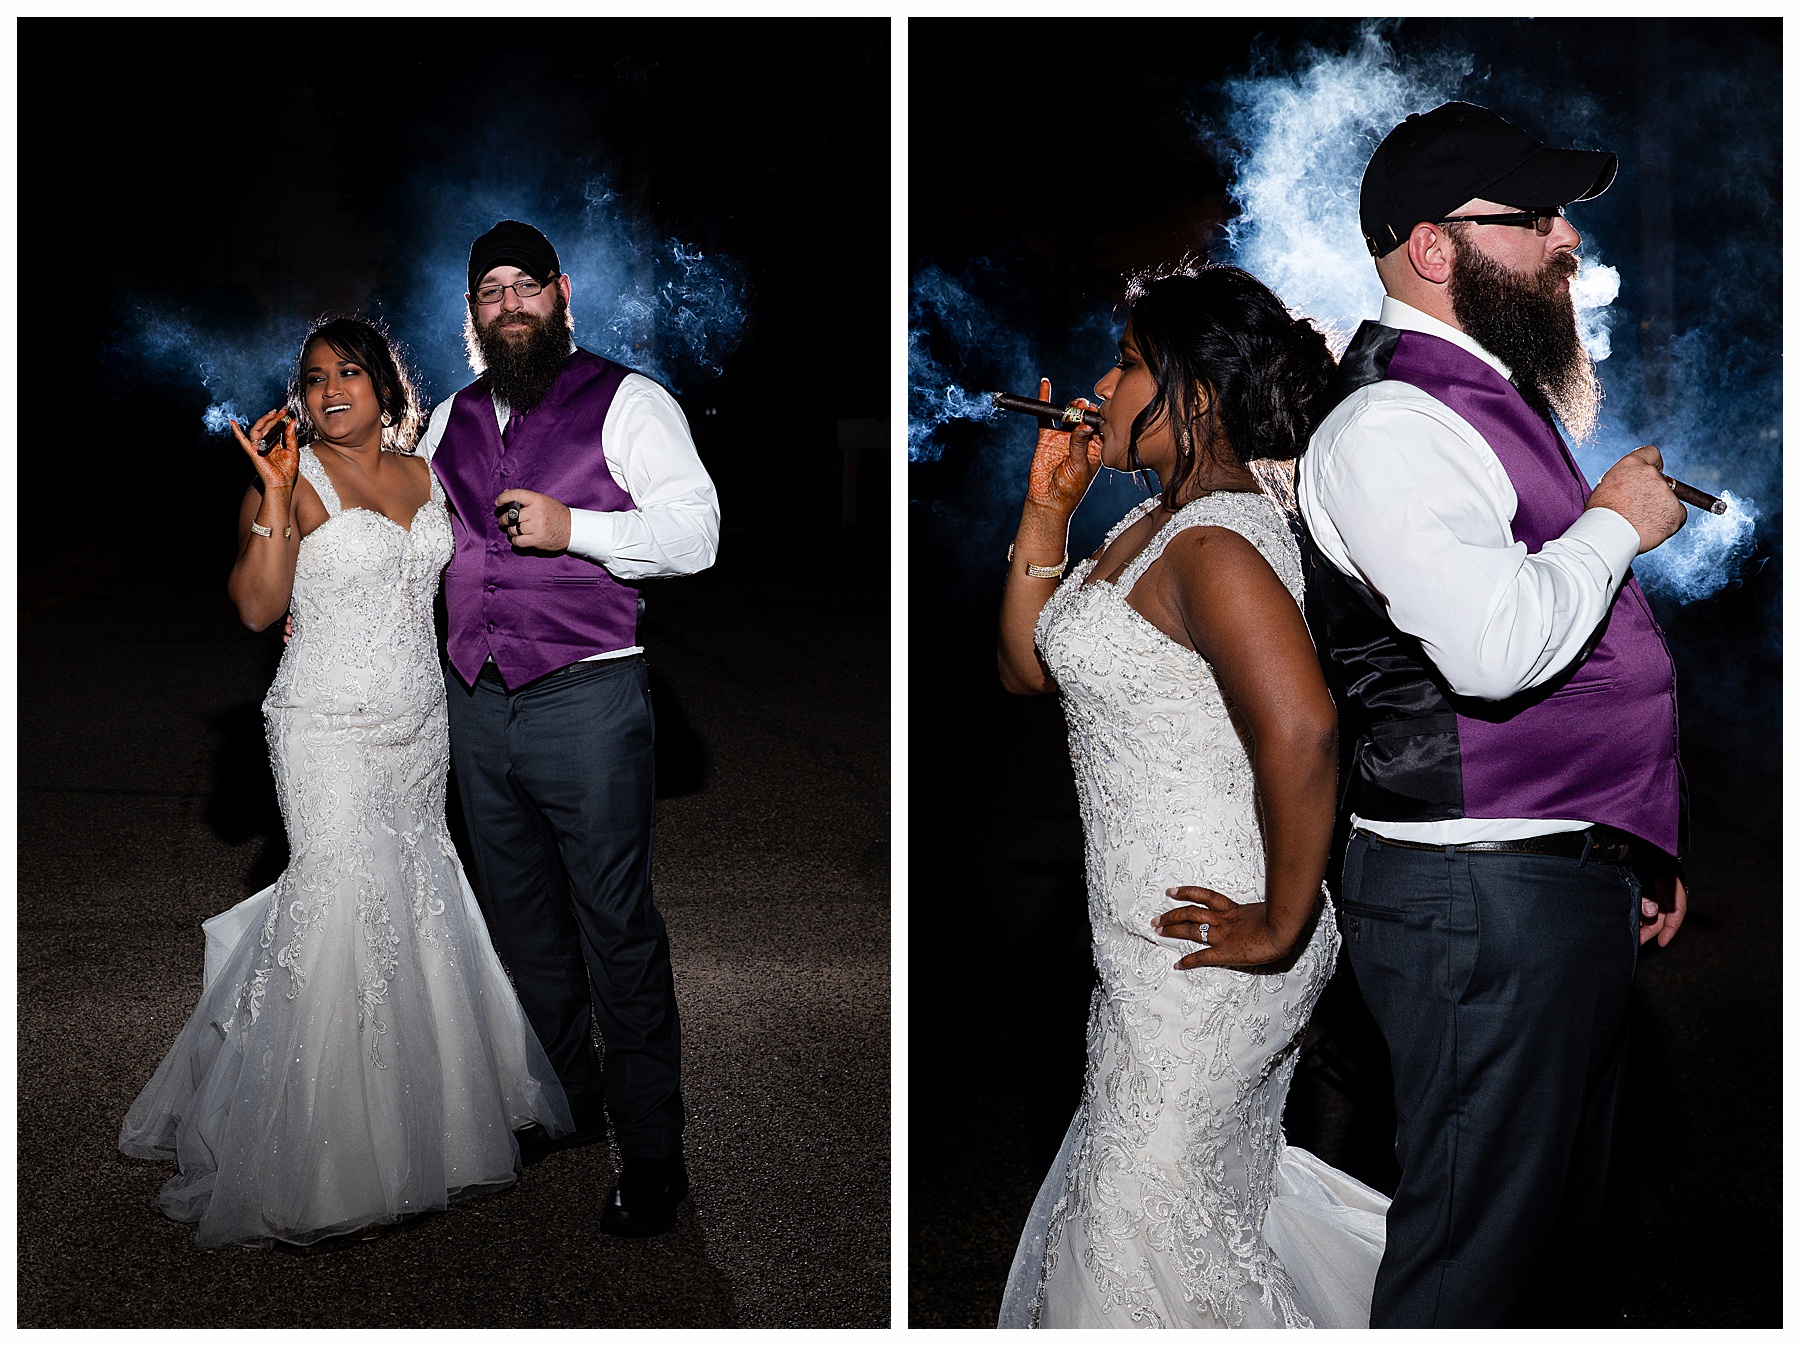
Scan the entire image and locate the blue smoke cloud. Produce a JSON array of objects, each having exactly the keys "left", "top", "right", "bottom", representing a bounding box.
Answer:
[
  {"left": 907, "top": 266, "right": 1011, "bottom": 462},
  {"left": 1211, "top": 26, "right": 1470, "bottom": 348},
  {"left": 104, "top": 174, "right": 748, "bottom": 441},
  {"left": 106, "top": 303, "right": 312, "bottom": 439},
  {"left": 385, "top": 171, "right": 749, "bottom": 407}
]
